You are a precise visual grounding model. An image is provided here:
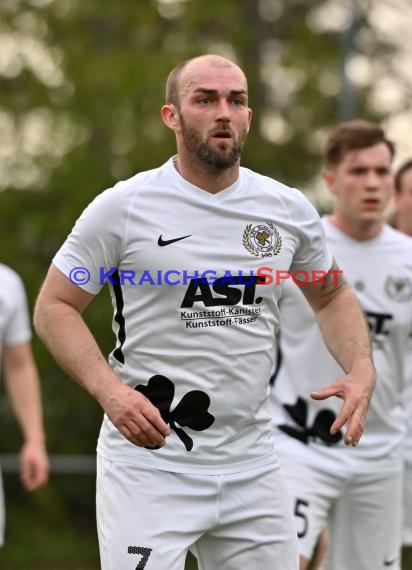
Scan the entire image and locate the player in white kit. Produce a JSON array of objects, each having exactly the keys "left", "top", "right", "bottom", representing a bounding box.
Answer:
[
  {"left": 393, "top": 160, "right": 412, "bottom": 570},
  {"left": 271, "top": 120, "right": 412, "bottom": 570},
  {"left": 34, "top": 56, "right": 375, "bottom": 570},
  {"left": 0, "top": 264, "right": 49, "bottom": 545}
]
